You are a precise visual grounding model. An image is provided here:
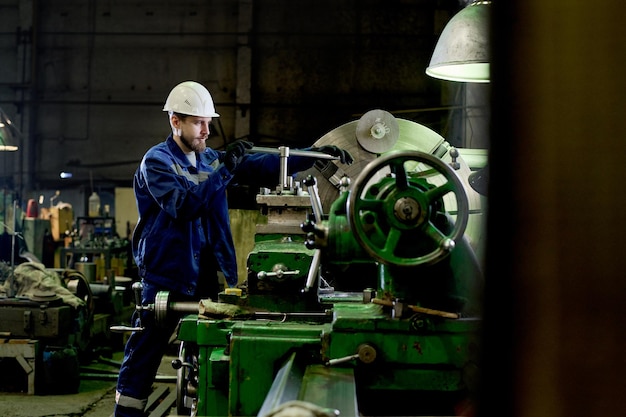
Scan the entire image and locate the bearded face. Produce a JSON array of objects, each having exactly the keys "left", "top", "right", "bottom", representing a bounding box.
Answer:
[
  {"left": 172, "top": 114, "right": 212, "bottom": 153},
  {"left": 180, "top": 129, "right": 207, "bottom": 153}
]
